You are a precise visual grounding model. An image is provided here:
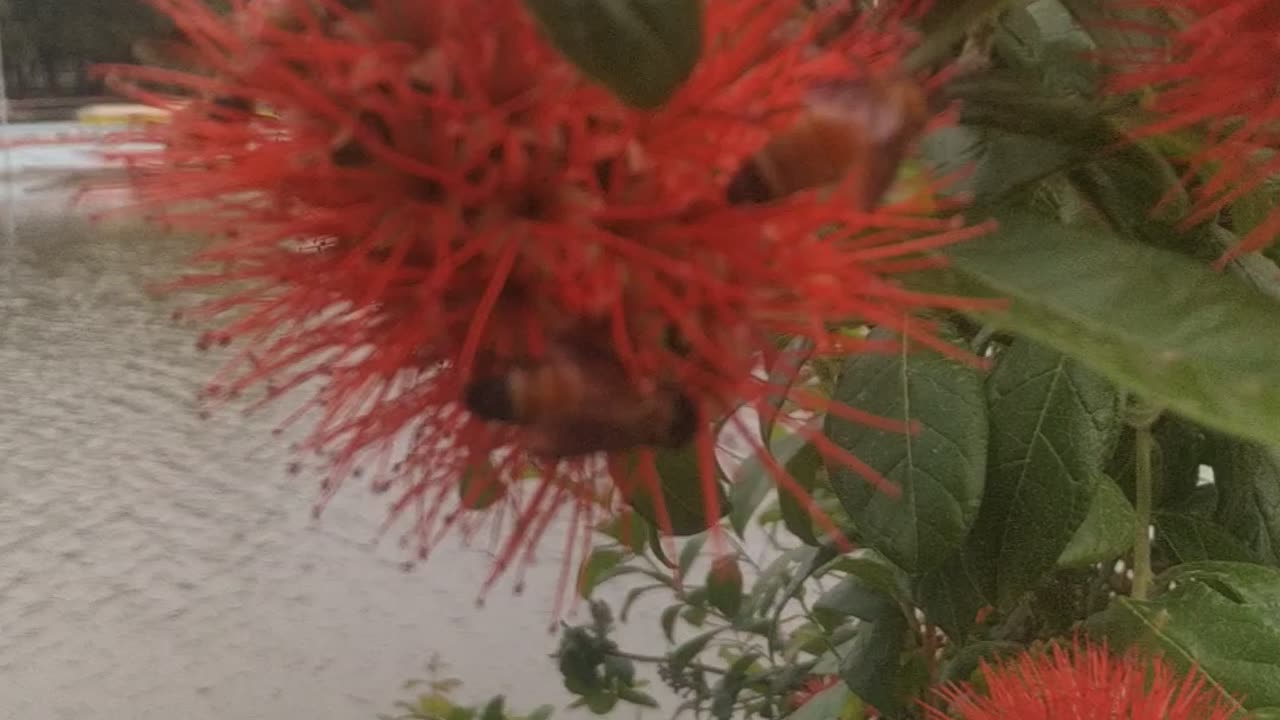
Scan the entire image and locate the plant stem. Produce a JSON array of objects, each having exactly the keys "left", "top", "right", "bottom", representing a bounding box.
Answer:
[
  {"left": 607, "top": 649, "right": 728, "bottom": 676},
  {"left": 1128, "top": 400, "right": 1161, "bottom": 601}
]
